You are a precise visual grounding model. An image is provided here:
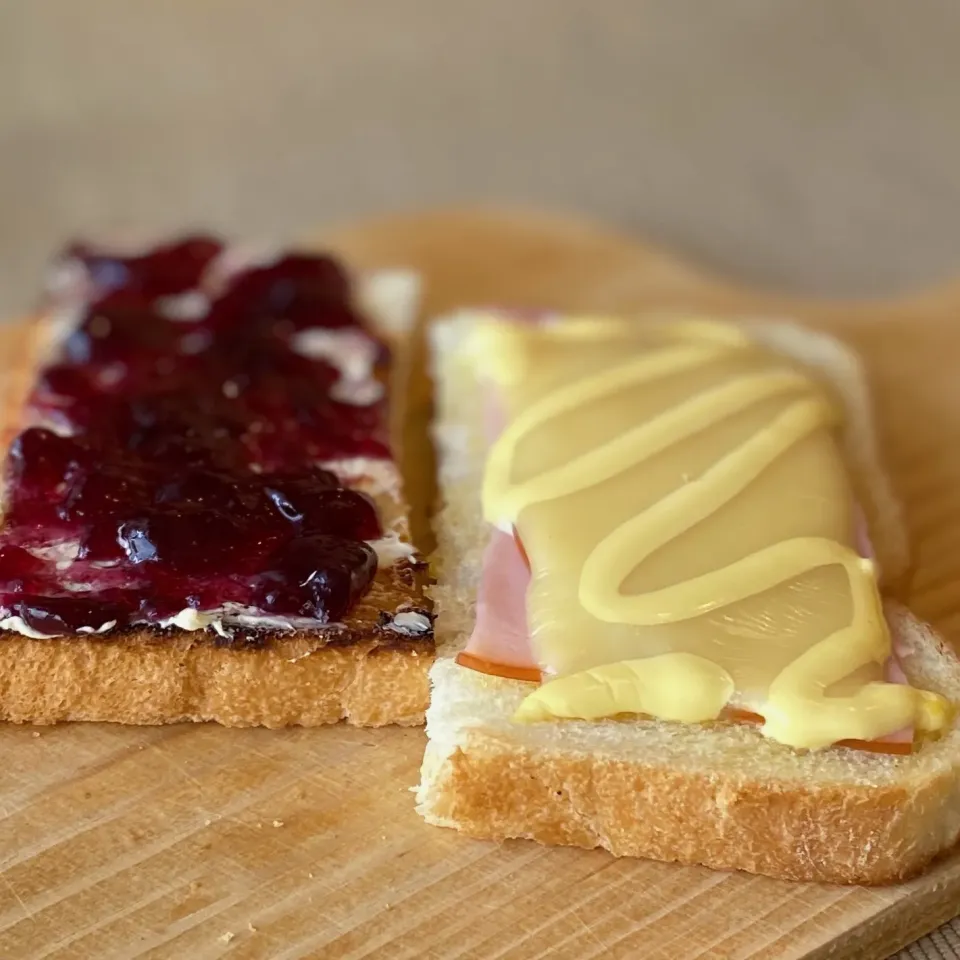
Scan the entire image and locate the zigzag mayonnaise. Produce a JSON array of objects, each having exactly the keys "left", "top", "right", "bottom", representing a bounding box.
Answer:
[{"left": 475, "top": 316, "right": 949, "bottom": 749}]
